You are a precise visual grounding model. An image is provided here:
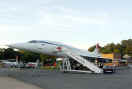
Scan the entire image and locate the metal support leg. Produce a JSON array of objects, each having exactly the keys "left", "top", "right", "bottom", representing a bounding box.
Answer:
[{"left": 60, "top": 58, "right": 71, "bottom": 72}]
